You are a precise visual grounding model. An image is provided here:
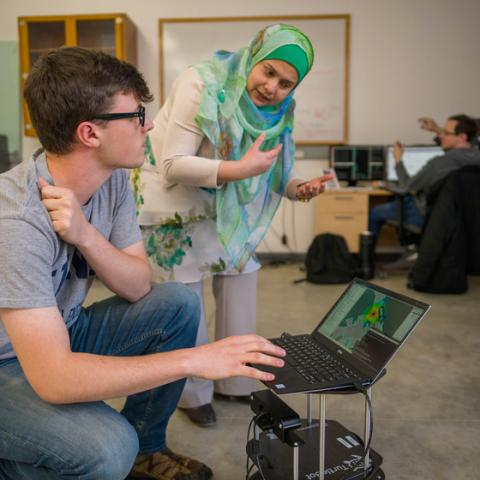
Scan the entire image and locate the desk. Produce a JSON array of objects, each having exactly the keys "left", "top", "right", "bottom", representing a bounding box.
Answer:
[{"left": 314, "top": 188, "right": 393, "bottom": 253}]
